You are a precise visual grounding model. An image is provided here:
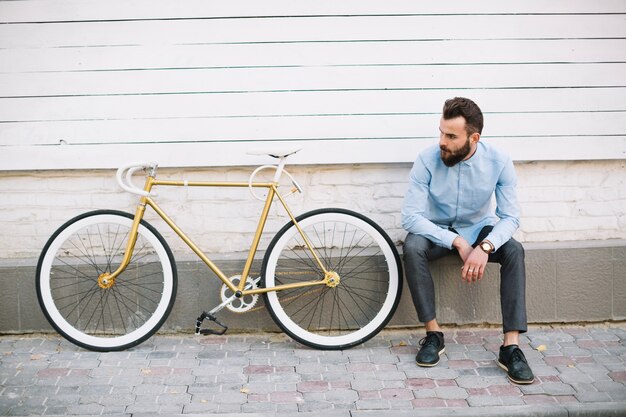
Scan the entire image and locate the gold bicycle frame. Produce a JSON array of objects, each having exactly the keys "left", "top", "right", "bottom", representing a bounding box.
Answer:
[{"left": 103, "top": 170, "right": 332, "bottom": 296}]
